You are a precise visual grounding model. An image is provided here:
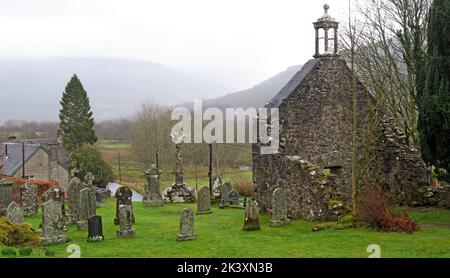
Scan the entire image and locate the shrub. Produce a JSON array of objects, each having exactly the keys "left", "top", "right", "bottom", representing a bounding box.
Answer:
[
  {"left": 357, "top": 186, "right": 419, "bottom": 233},
  {"left": 0, "top": 217, "right": 41, "bottom": 247},
  {"left": 70, "top": 145, "right": 114, "bottom": 184},
  {"left": 44, "top": 248, "right": 55, "bottom": 257},
  {"left": 232, "top": 181, "right": 253, "bottom": 197},
  {"left": 1, "top": 248, "right": 17, "bottom": 257},
  {"left": 18, "top": 247, "right": 33, "bottom": 256}
]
